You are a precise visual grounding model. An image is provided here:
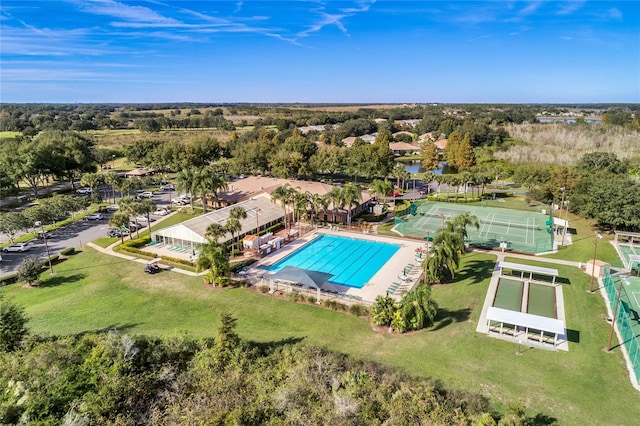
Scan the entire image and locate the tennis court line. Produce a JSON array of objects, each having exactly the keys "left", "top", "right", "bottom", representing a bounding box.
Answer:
[{"left": 632, "top": 292, "right": 640, "bottom": 315}]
